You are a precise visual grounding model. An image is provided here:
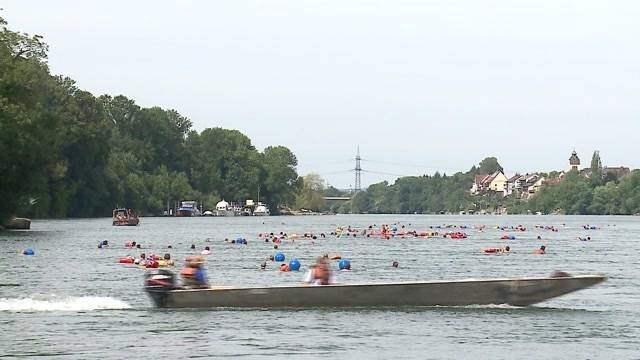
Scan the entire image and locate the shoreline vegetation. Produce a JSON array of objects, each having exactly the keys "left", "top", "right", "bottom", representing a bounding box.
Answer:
[
  {"left": 2, "top": 16, "right": 640, "bottom": 225},
  {"left": 1, "top": 16, "right": 299, "bottom": 223}
]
